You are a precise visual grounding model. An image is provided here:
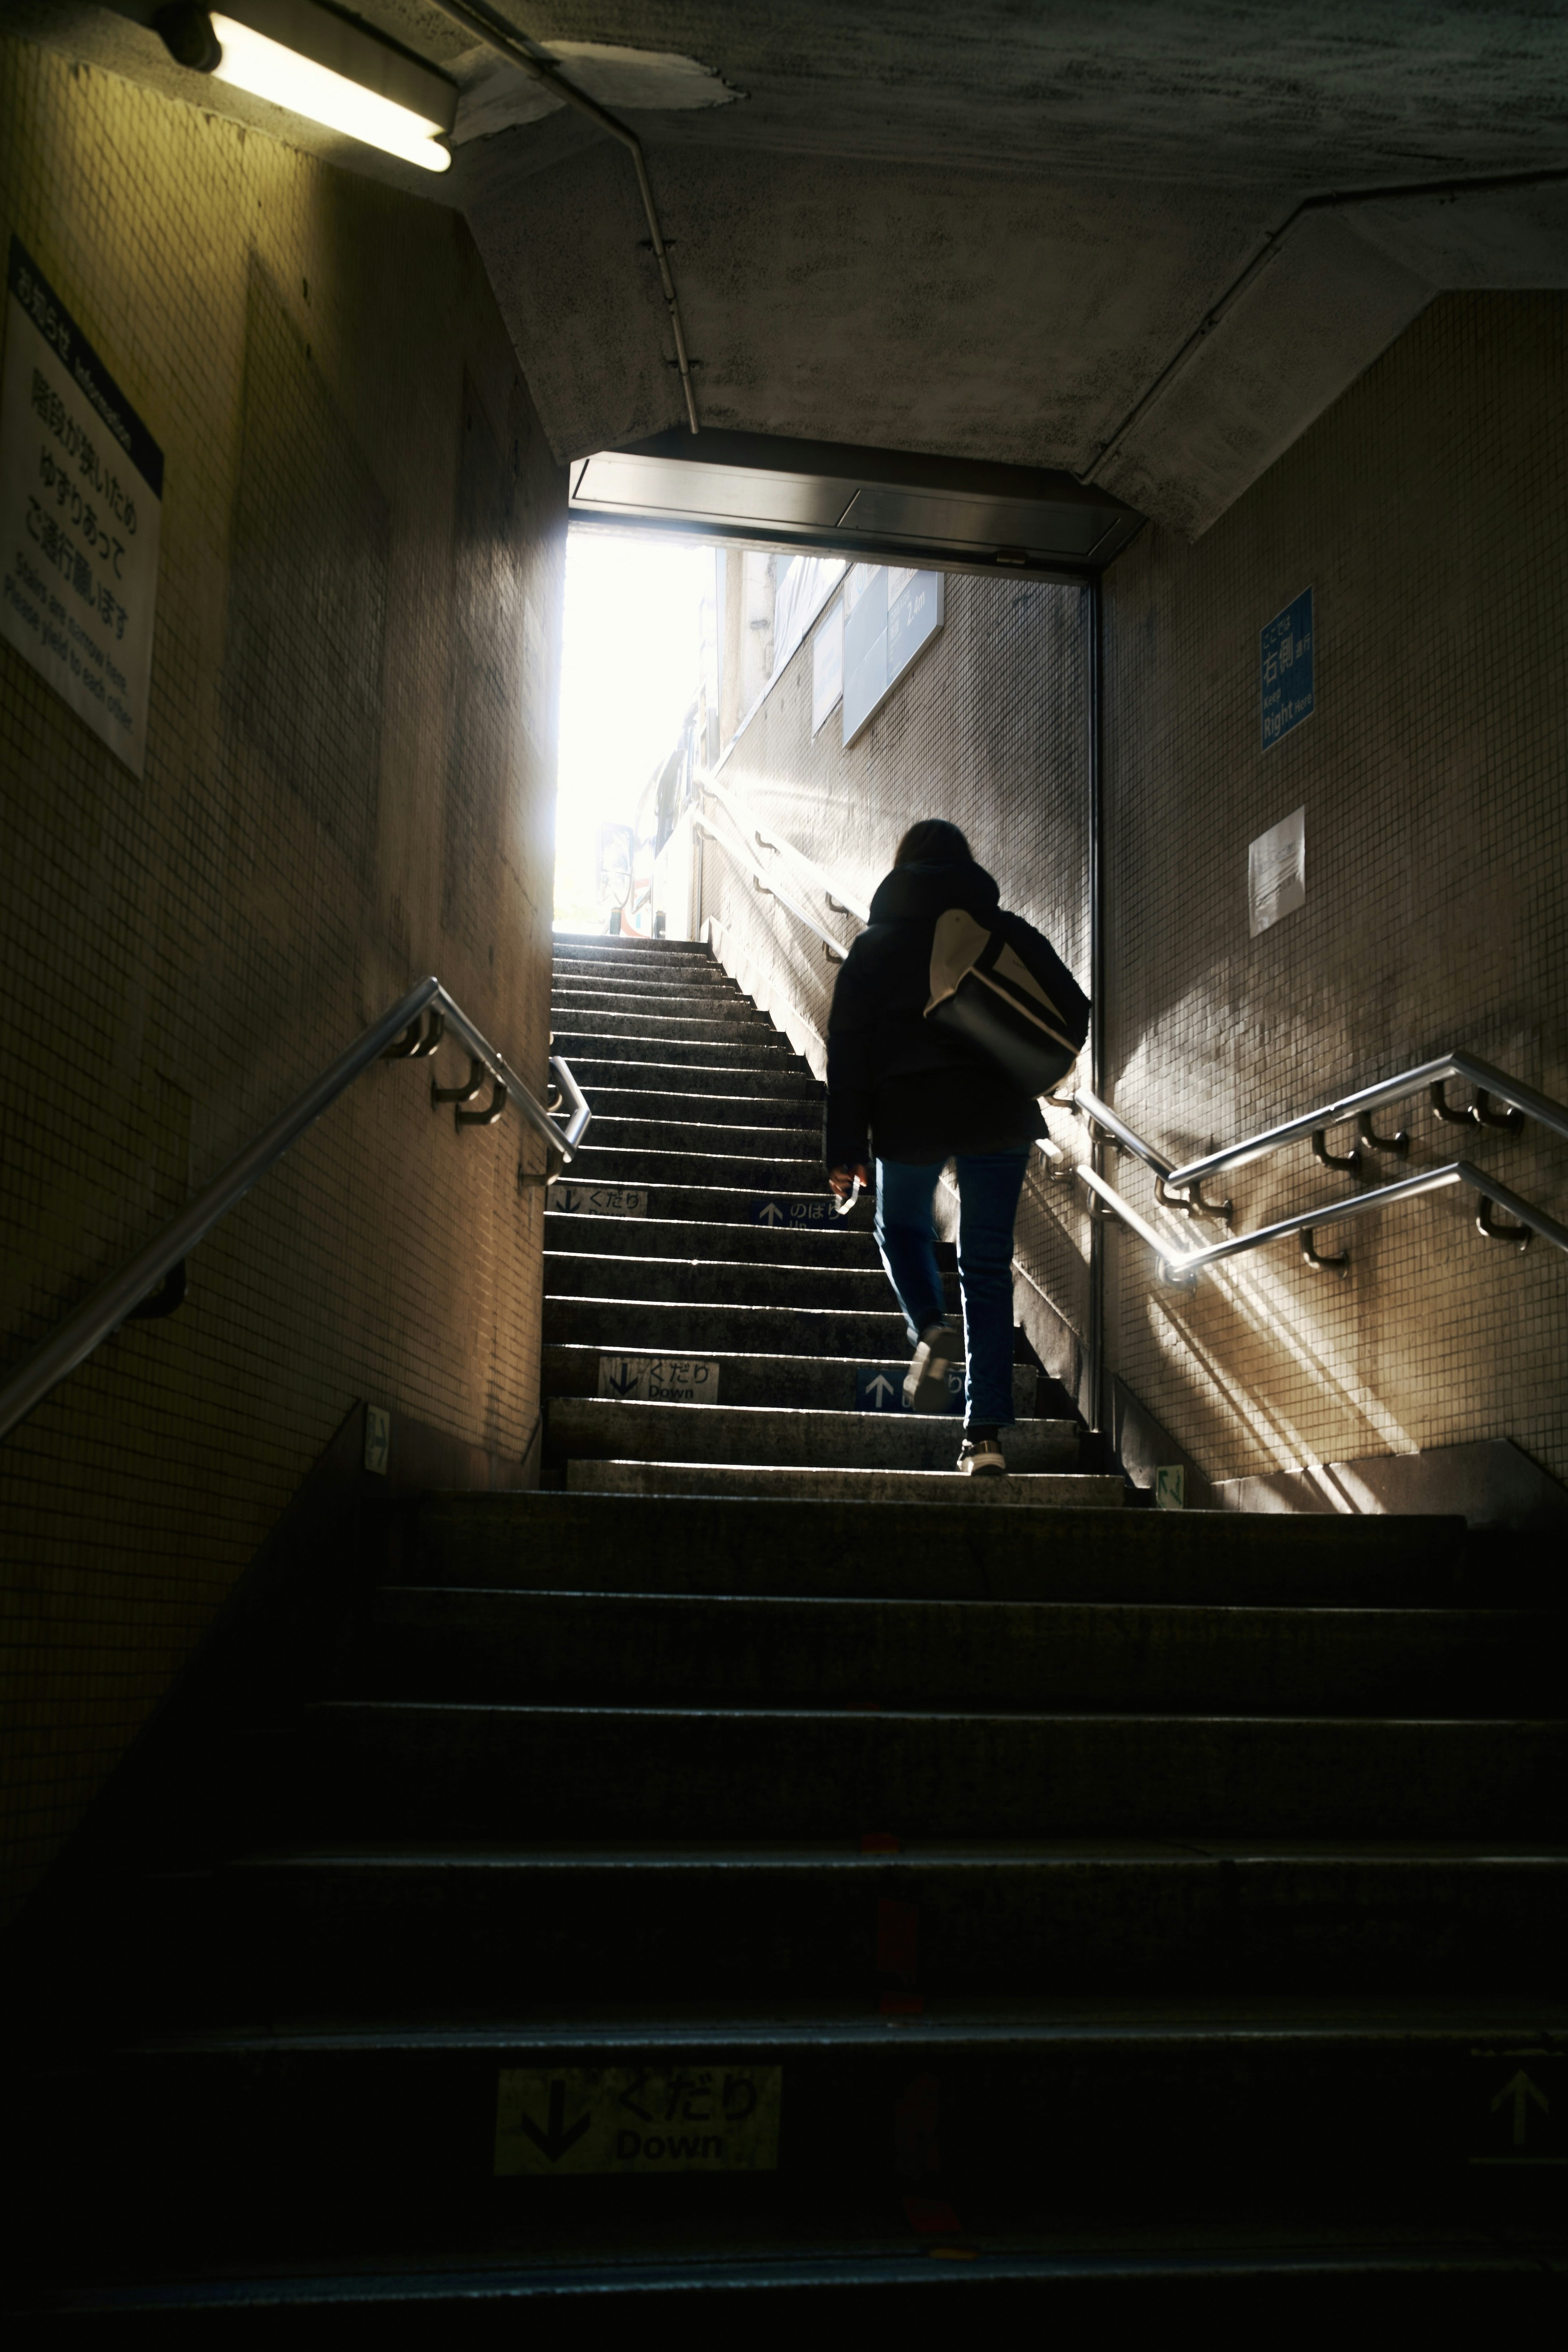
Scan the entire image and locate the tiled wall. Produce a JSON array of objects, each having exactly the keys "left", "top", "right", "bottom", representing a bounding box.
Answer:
[
  {"left": 699, "top": 566, "right": 1095, "bottom": 1388},
  {"left": 1102, "top": 294, "right": 1568, "bottom": 1488},
  {"left": 0, "top": 38, "right": 564, "bottom": 1920}
]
